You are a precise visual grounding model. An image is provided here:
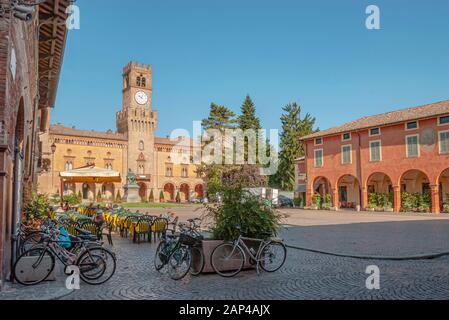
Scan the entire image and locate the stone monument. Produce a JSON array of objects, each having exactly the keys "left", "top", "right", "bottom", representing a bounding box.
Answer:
[{"left": 123, "top": 169, "right": 140, "bottom": 203}]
